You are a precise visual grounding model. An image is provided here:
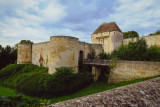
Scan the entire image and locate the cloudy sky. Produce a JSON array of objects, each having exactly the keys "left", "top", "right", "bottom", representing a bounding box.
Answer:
[{"left": 0, "top": 0, "right": 160, "bottom": 46}]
